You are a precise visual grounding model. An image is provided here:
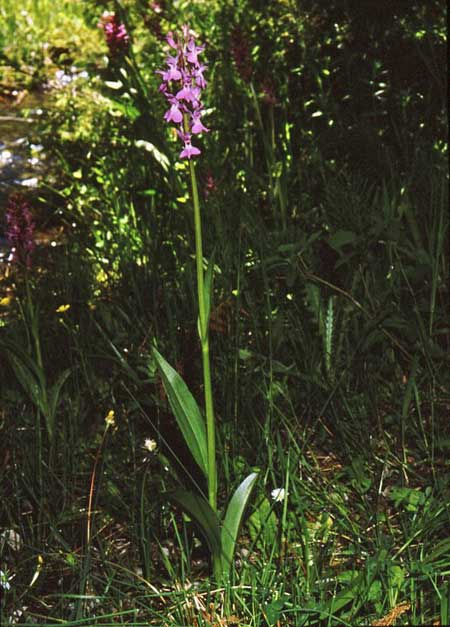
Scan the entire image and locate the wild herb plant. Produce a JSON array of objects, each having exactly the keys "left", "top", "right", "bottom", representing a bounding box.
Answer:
[
  {"left": 2, "top": 194, "right": 71, "bottom": 453},
  {"left": 152, "top": 25, "right": 258, "bottom": 583}
]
